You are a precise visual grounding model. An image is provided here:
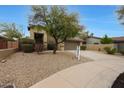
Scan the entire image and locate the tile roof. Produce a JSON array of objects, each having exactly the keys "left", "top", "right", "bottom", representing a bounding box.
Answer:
[
  {"left": 112, "top": 36, "right": 124, "bottom": 41},
  {"left": 67, "top": 37, "right": 84, "bottom": 42}
]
